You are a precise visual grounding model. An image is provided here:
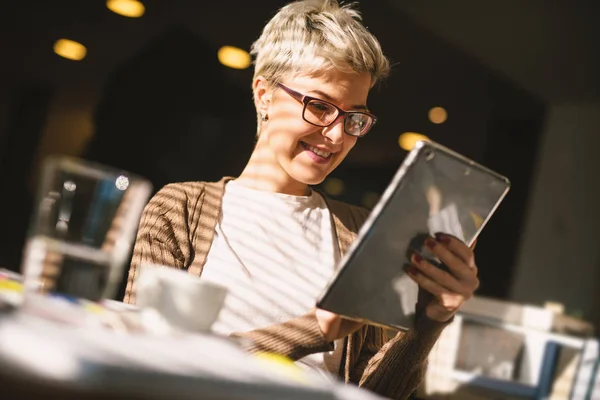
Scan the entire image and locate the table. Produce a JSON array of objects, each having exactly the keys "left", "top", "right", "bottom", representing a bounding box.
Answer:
[{"left": 0, "top": 271, "right": 384, "bottom": 400}]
